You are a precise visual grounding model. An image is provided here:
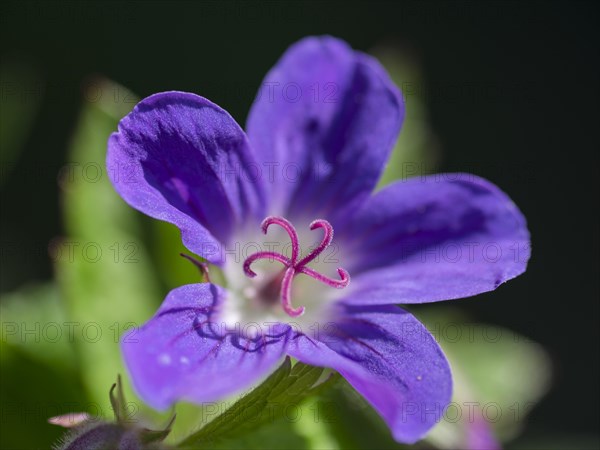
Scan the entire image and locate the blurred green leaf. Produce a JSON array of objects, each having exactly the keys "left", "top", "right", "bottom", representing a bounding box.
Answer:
[
  {"left": 291, "top": 396, "right": 340, "bottom": 450},
  {"left": 414, "top": 308, "right": 551, "bottom": 448},
  {"left": 0, "top": 283, "right": 88, "bottom": 449},
  {"left": 55, "top": 78, "right": 161, "bottom": 414},
  {"left": 1, "top": 283, "right": 76, "bottom": 371},
  {"left": 372, "top": 45, "right": 440, "bottom": 187},
  {"left": 309, "top": 379, "right": 409, "bottom": 450},
  {"left": 202, "top": 418, "right": 309, "bottom": 450},
  {"left": 177, "top": 357, "right": 333, "bottom": 448},
  {"left": 152, "top": 221, "right": 203, "bottom": 289}
]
